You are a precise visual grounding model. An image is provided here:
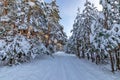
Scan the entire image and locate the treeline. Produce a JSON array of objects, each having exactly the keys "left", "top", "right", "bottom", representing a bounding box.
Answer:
[
  {"left": 66, "top": 0, "right": 120, "bottom": 72},
  {"left": 0, "top": 0, "right": 67, "bottom": 65}
]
